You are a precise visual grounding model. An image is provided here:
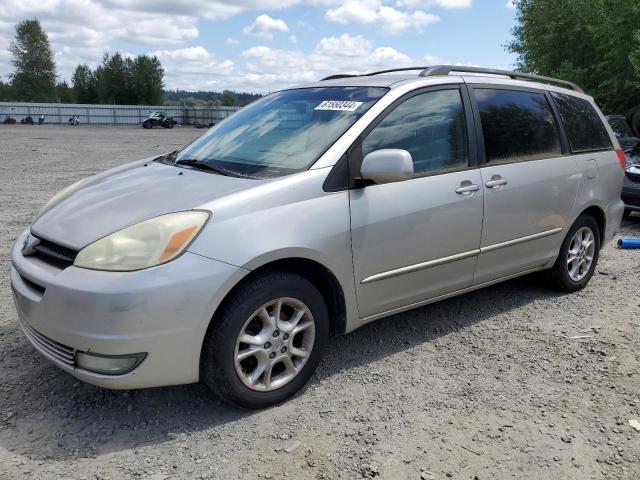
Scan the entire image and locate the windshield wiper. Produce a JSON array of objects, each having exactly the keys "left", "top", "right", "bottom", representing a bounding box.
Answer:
[{"left": 175, "top": 159, "right": 239, "bottom": 177}]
